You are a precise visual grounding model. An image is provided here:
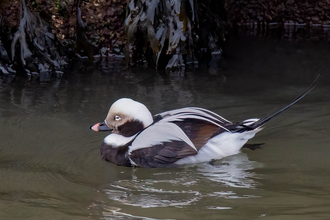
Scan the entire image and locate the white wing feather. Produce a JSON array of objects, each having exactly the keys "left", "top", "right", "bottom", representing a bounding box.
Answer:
[
  {"left": 128, "top": 122, "right": 197, "bottom": 154},
  {"left": 157, "top": 107, "right": 231, "bottom": 131}
]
